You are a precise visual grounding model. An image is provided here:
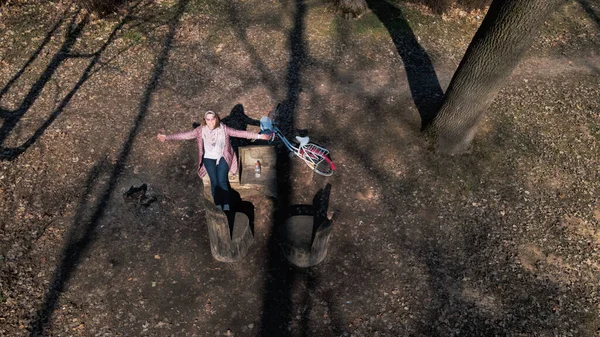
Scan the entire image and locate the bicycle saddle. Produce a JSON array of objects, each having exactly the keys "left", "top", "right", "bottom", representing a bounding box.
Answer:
[{"left": 295, "top": 136, "right": 310, "bottom": 145}]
